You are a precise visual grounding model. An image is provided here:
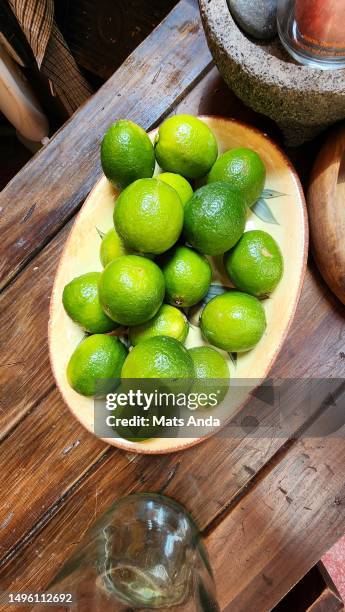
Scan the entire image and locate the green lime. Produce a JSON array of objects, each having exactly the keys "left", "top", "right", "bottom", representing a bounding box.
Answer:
[
  {"left": 154, "top": 115, "right": 218, "bottom": 180},
  {"left": 129, "top": 304, "right": 189, "bottom": 346},
  {"left": 189, "top": 346, "right": 229, "bottom": 379},
  {"left": 159, "top": 245, "right": 212, "bottom": 307},
  {"left": 189, "top": 346, "right": 230, "bottom": 407},
  {"left": 121, "top": 335, "right": 194, "bottom": 378},
  {"left": 114, "top": 178, "right": 183, "bottom": 255},
  {"left": 99, "top": 255, "right": 165, "bottom": 326},
  {"left": 100, "top": 228, "right": 129, "bottom": 267},
  {"left": 200, "top": 291, "right": 266, "bottom": 352},
  {"left": 101, "top": 120, "right": 155, "bottom": 189},
  {"left": 62, "top": 272, "right": 118, "bottom": 334},
  {"left": 157, "top": 172, "right": 193, "bottom": 206},
  {"left": 113, "top": 376, "right": 178, "bottom": 442},
  {"left": 207, "top": 147, "right": 266, "bottom": 207},
  {"left": 67, "top": 334, "right": 128, "bottom": 397},
  {"left": 183, "top": 182, "right": 246, "bottom": 256},
  {"left": 224, "top": 230, "right": 283, "bottom": 297},
  {"left": 112, "top": 394, "right": 164, "bottom": 442}
]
